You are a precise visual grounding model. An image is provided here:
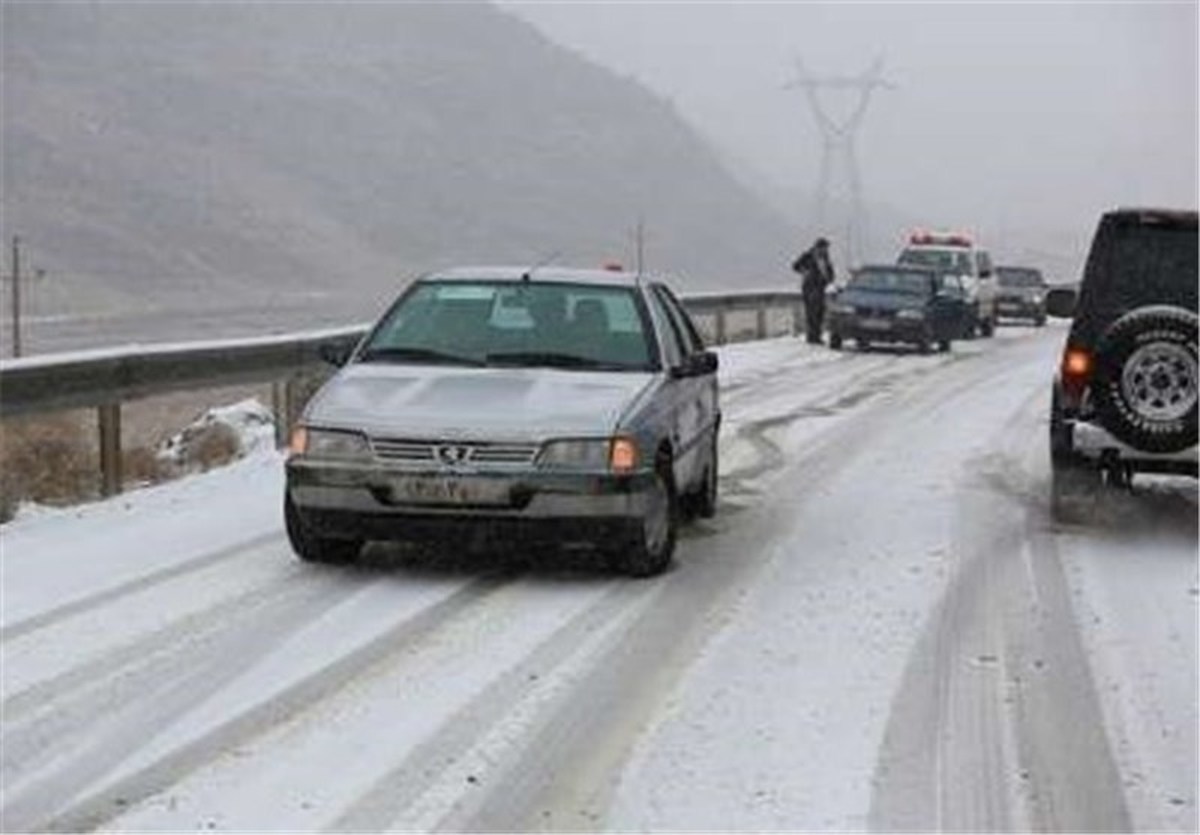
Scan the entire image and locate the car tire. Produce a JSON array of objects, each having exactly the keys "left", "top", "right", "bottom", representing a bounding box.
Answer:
[
  {"left": 285, "top": 494, "right": 362, "bottom": 564},
  {"left": 1091, "top": 306, "right": 1199, "bottom": 454},
  {"left": 916, "top": 328, "right": 932, "bottom": 354},
  {"left": 1034, "top": 314, "right": 1046, "bottom": 327},
  {"left": 617, "top": 458, "right": 677, "bottom": 578},
  {"left": 980, "top": 316, "right": 995, "bottom": 337},
  {"left": 694, "top": 434, "right": 718, "bottom": 519},
  {"left": 857, "top": 338, "right": 872, "bottom": 351},
  {"left": 829, "top": 332, "right": 843, "bottom": 350},
  {"left": 938, "top": 338, "right": 951, "bottom": 353}
]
